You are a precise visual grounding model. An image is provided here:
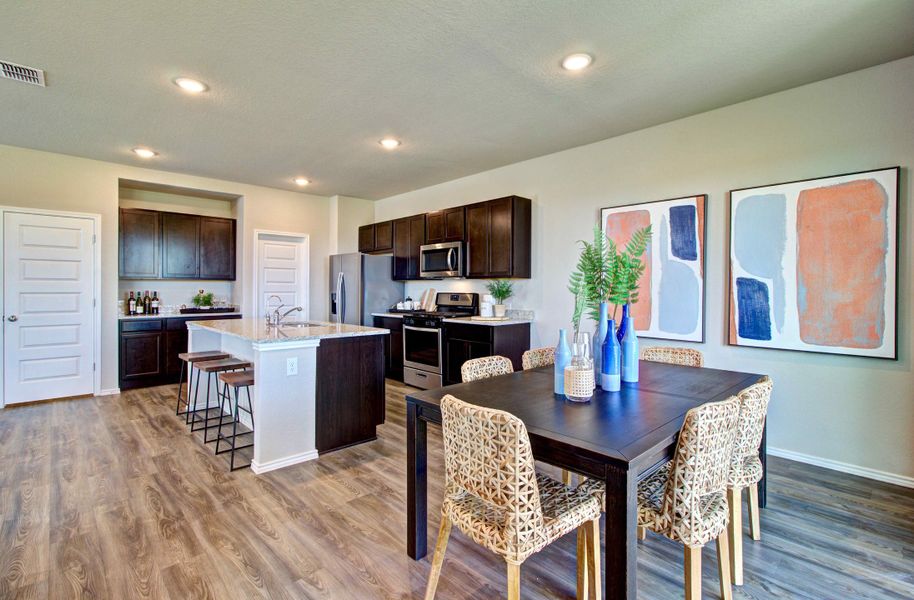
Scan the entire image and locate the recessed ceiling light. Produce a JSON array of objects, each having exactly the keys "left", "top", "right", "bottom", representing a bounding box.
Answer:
[
  {"left": 561, "top": 53, "right": 593, "bottom": 71},
  {"left": 132, "top": 147, "right": 157, "bottom": 158},
  {"left": 293, "top": 177, "right": 310, "bottom": 186},
  {"left": 379, "top": 138, "right": 401, "bottom": 150},
  {"left": 173, "top": 77, "right": 208, "bottom": 94}
]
